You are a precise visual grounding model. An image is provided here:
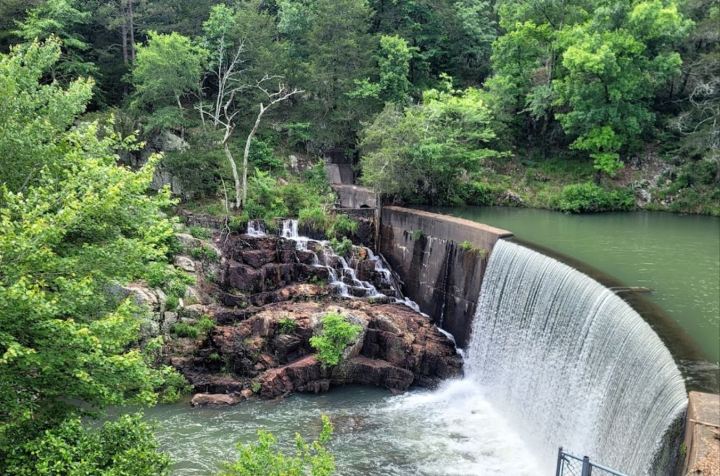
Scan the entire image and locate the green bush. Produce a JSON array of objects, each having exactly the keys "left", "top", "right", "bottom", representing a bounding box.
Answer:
[
  {"left": 219, "top": 415, "right": 334, "bottom": 476},
  {"left": 310, "top": 312, "right": 362, "bottom": 367},
  {"left": 165, "top": 295, "right": 180, "bottom": 311},
  {"left": 278, "top": 317, "right": 298, "bottom": 334},
  {"left": 249, "top": 138, "right": 285, "bottom": 174},
  {"left": 188, "top": 226, "right": 212, "bottom": 239},
  {"left": 170, "top": 316, "right": 214, "bottom": 339},
  {"left": 298, "top": 205, "right": 329, "bottom": 233},
  {"left": 190, "top": 245, "right": 219, "bottom": 262},
  {"left": 329, "top": 215, "right": 358, "bottom": 239},
  {"left": 463, "top": 181, "right": 503, "bottom": 206},
  {"left": 3, "top": 415, "right": 170, "bottom": 476},
  {"left": 329, "top": 237, "right": 353, "bottom": 256},
  {"left": 553, "top": 182, "right": 634, "bottom": 213}
]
